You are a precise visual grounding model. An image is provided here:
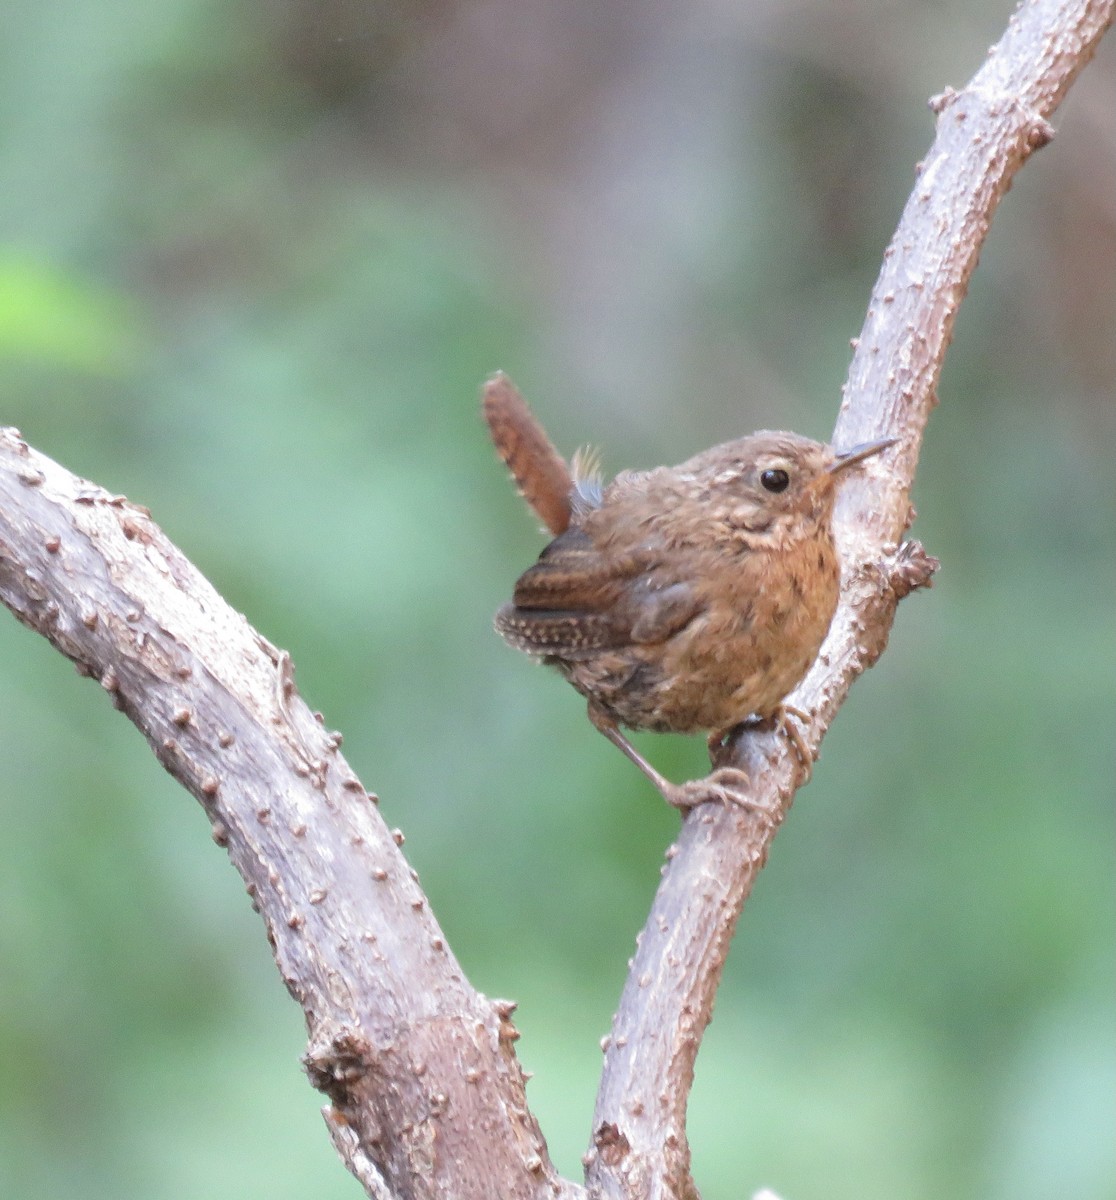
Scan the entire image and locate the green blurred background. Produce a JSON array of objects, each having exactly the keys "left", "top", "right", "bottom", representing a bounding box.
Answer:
[{"left": 1, "top": 2, "right": 1112, "bottom": 1197}]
